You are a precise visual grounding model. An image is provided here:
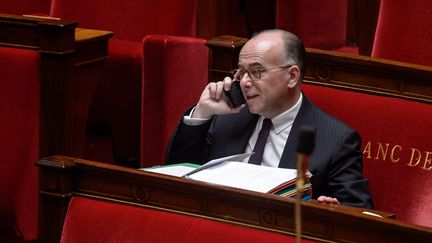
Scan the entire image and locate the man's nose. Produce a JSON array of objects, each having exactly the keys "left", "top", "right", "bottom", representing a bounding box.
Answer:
[{"left": 240, "top": 73, "right": 253, "bottom": 87}]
